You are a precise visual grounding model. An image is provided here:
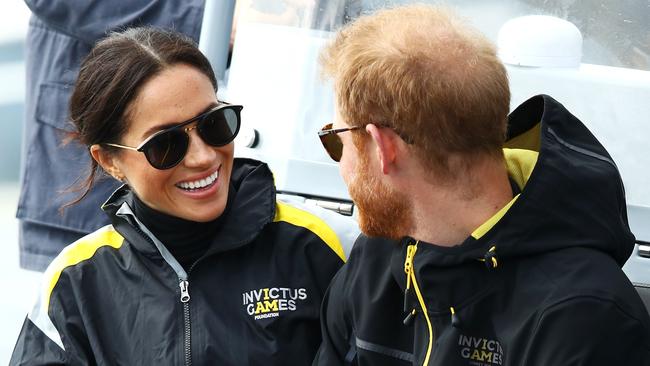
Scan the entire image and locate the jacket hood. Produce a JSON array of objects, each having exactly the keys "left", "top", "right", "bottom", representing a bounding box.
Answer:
[
  {"left": 391, "top": 94, "right": 634, "bottom": 310},
  {"left": 102, "top": 158, "right": 276, "bottom": 256},
  {"left": 498, "top": 94, "right": 633, "bottom": 265}
]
